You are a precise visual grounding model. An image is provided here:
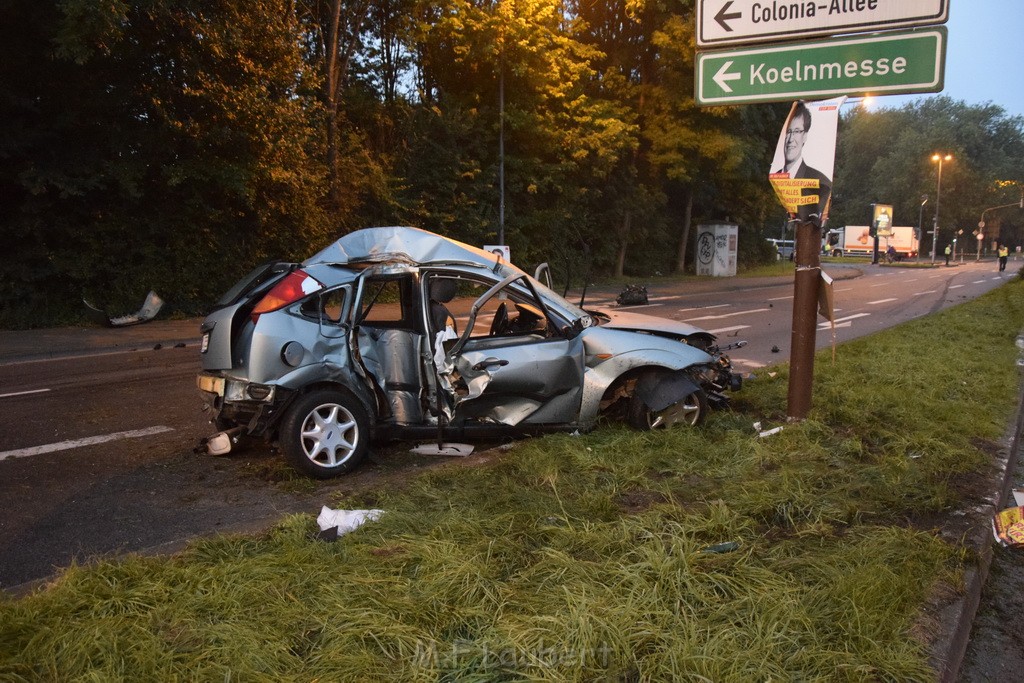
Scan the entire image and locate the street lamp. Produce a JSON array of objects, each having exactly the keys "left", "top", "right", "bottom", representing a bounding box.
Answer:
[
  {"left": 930, "top": 153, "right": 952, "bottom": 263},
  {"left": 917, "top": 195, "right": 928, "bottom": 262}
]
